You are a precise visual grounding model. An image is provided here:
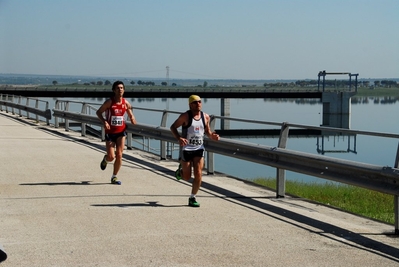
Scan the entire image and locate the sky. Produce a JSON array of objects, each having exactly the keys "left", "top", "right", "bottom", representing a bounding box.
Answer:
[{"left": 0, "top": 0, "right": 398, "bottom": 80}]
